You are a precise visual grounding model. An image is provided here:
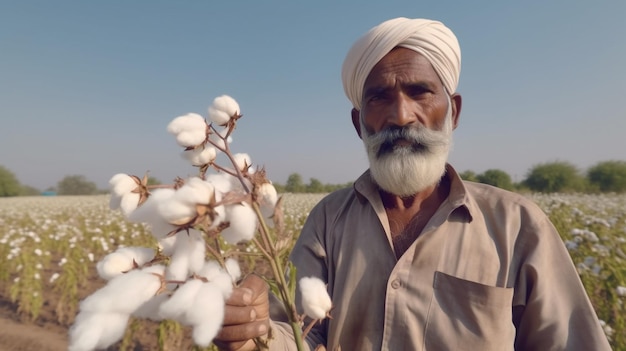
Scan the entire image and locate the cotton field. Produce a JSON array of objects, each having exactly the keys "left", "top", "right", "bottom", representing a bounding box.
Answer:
[{"left": 0, "top": 192, "right": 624, "bottom": 350}]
